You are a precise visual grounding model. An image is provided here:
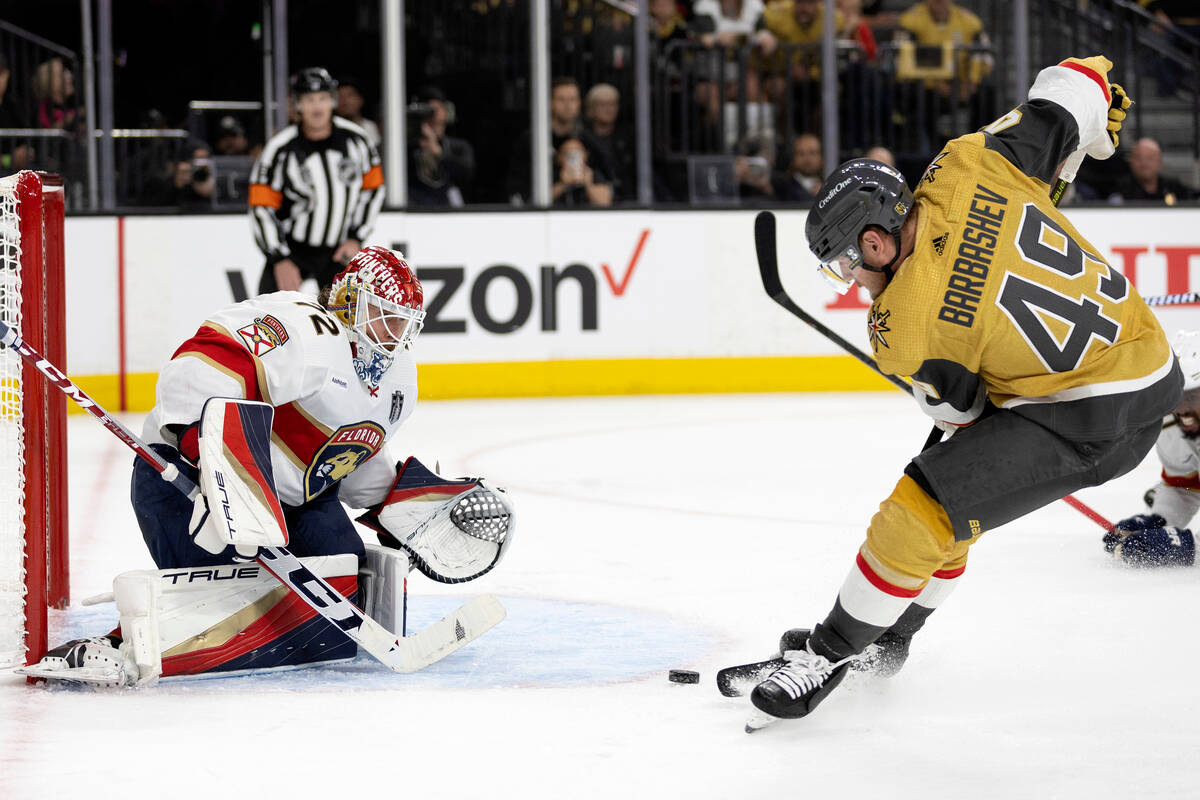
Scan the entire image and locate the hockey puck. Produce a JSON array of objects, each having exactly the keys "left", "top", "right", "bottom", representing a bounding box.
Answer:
[{"left": 668, "top": 669, "right": 700, "bottom": 684}]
